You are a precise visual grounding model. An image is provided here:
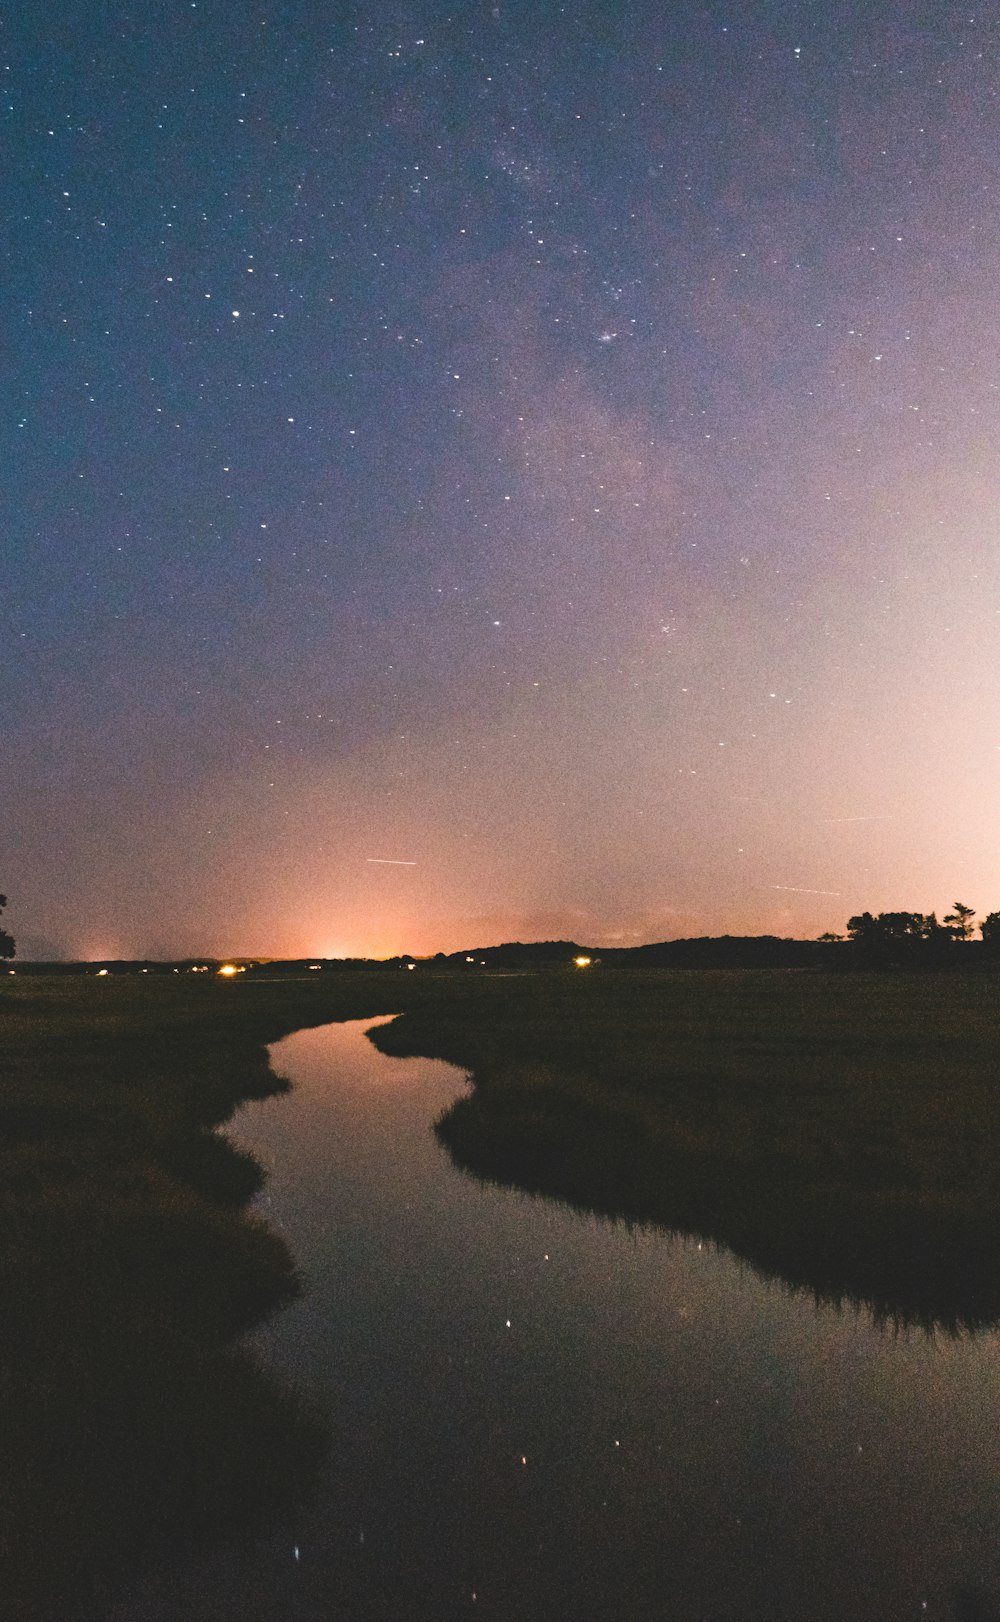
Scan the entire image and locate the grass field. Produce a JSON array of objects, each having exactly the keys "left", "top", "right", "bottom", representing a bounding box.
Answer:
[
  {"left": 4, "top": 965, "right": 1000, "bottom": 1610},
  {"left": 0, "top": 973, "right": 413, "bottom": 1616},
  {"left": 372, "top": 967, "right": 1000, "bottom": 1332}
]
